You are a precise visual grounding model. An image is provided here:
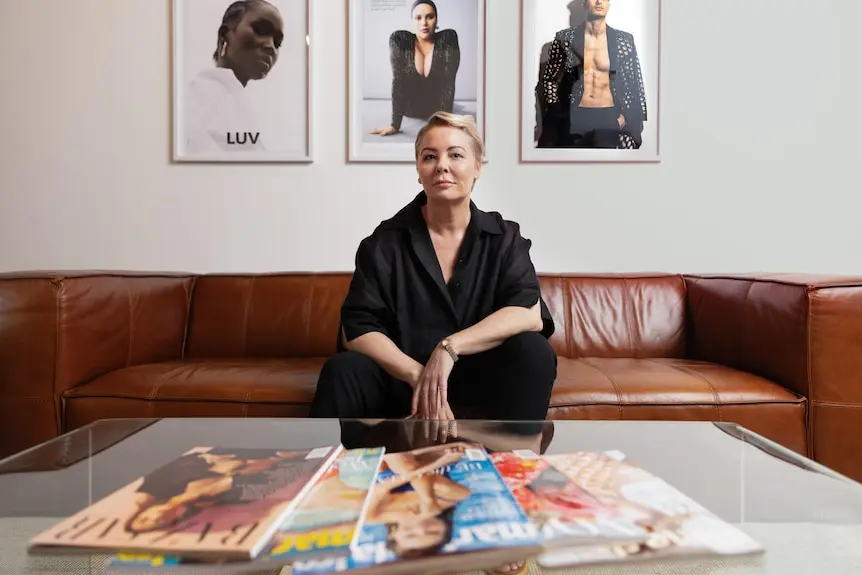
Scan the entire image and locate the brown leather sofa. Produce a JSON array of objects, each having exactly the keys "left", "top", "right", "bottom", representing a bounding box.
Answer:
[{"left": 1, "top": 271, "right": 860, "bottom": 482}]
